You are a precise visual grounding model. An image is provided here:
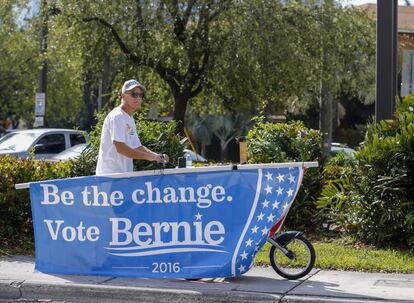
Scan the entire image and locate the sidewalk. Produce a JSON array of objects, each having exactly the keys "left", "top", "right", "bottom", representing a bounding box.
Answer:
[{"left": 1, "top": 256, "right": 414, "bottom": 303}]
